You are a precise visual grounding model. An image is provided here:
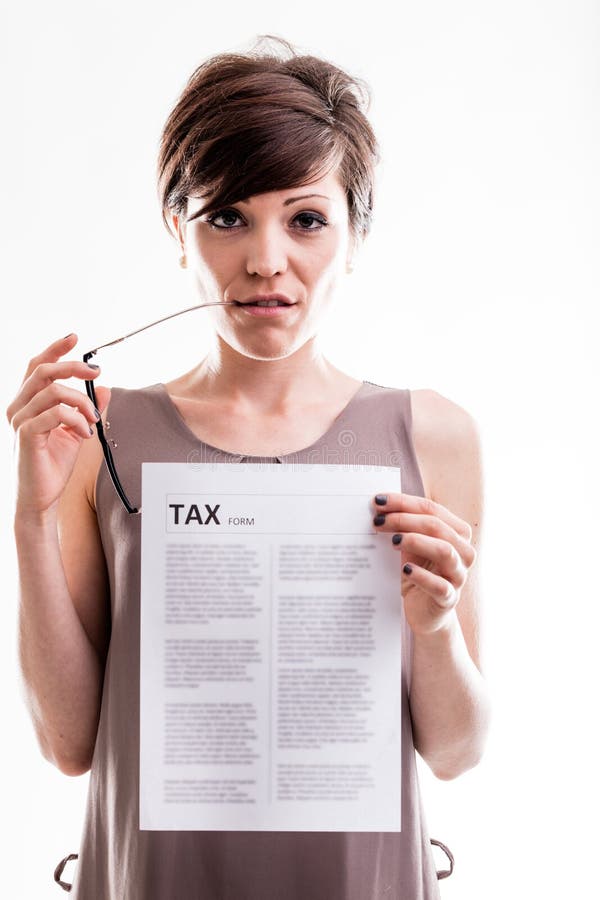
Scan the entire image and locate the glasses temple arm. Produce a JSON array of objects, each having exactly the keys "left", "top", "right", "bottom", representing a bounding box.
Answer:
[
  {"left": 83, "top": 372, "right": 139, "bottom": 515},
  {"left": 83, "top": 300, "right": 235, "bottom": 356},
  {"left": 80, "top": 299, "right": 235, "bottom": 515}
]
